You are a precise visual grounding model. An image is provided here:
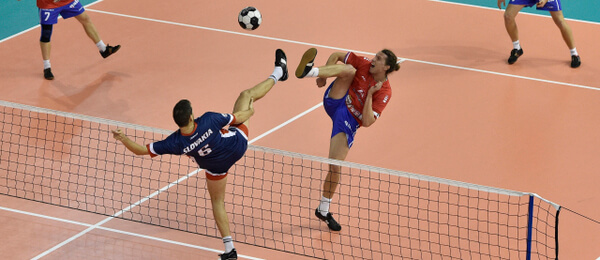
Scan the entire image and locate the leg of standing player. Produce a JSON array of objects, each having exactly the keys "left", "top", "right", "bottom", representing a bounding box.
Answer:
[
  {"left": 503, "top": 4, "right": 526, "bottom": 64},
  {"left": 549, "top": 10, "right": 581, "bottom": 67}
]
